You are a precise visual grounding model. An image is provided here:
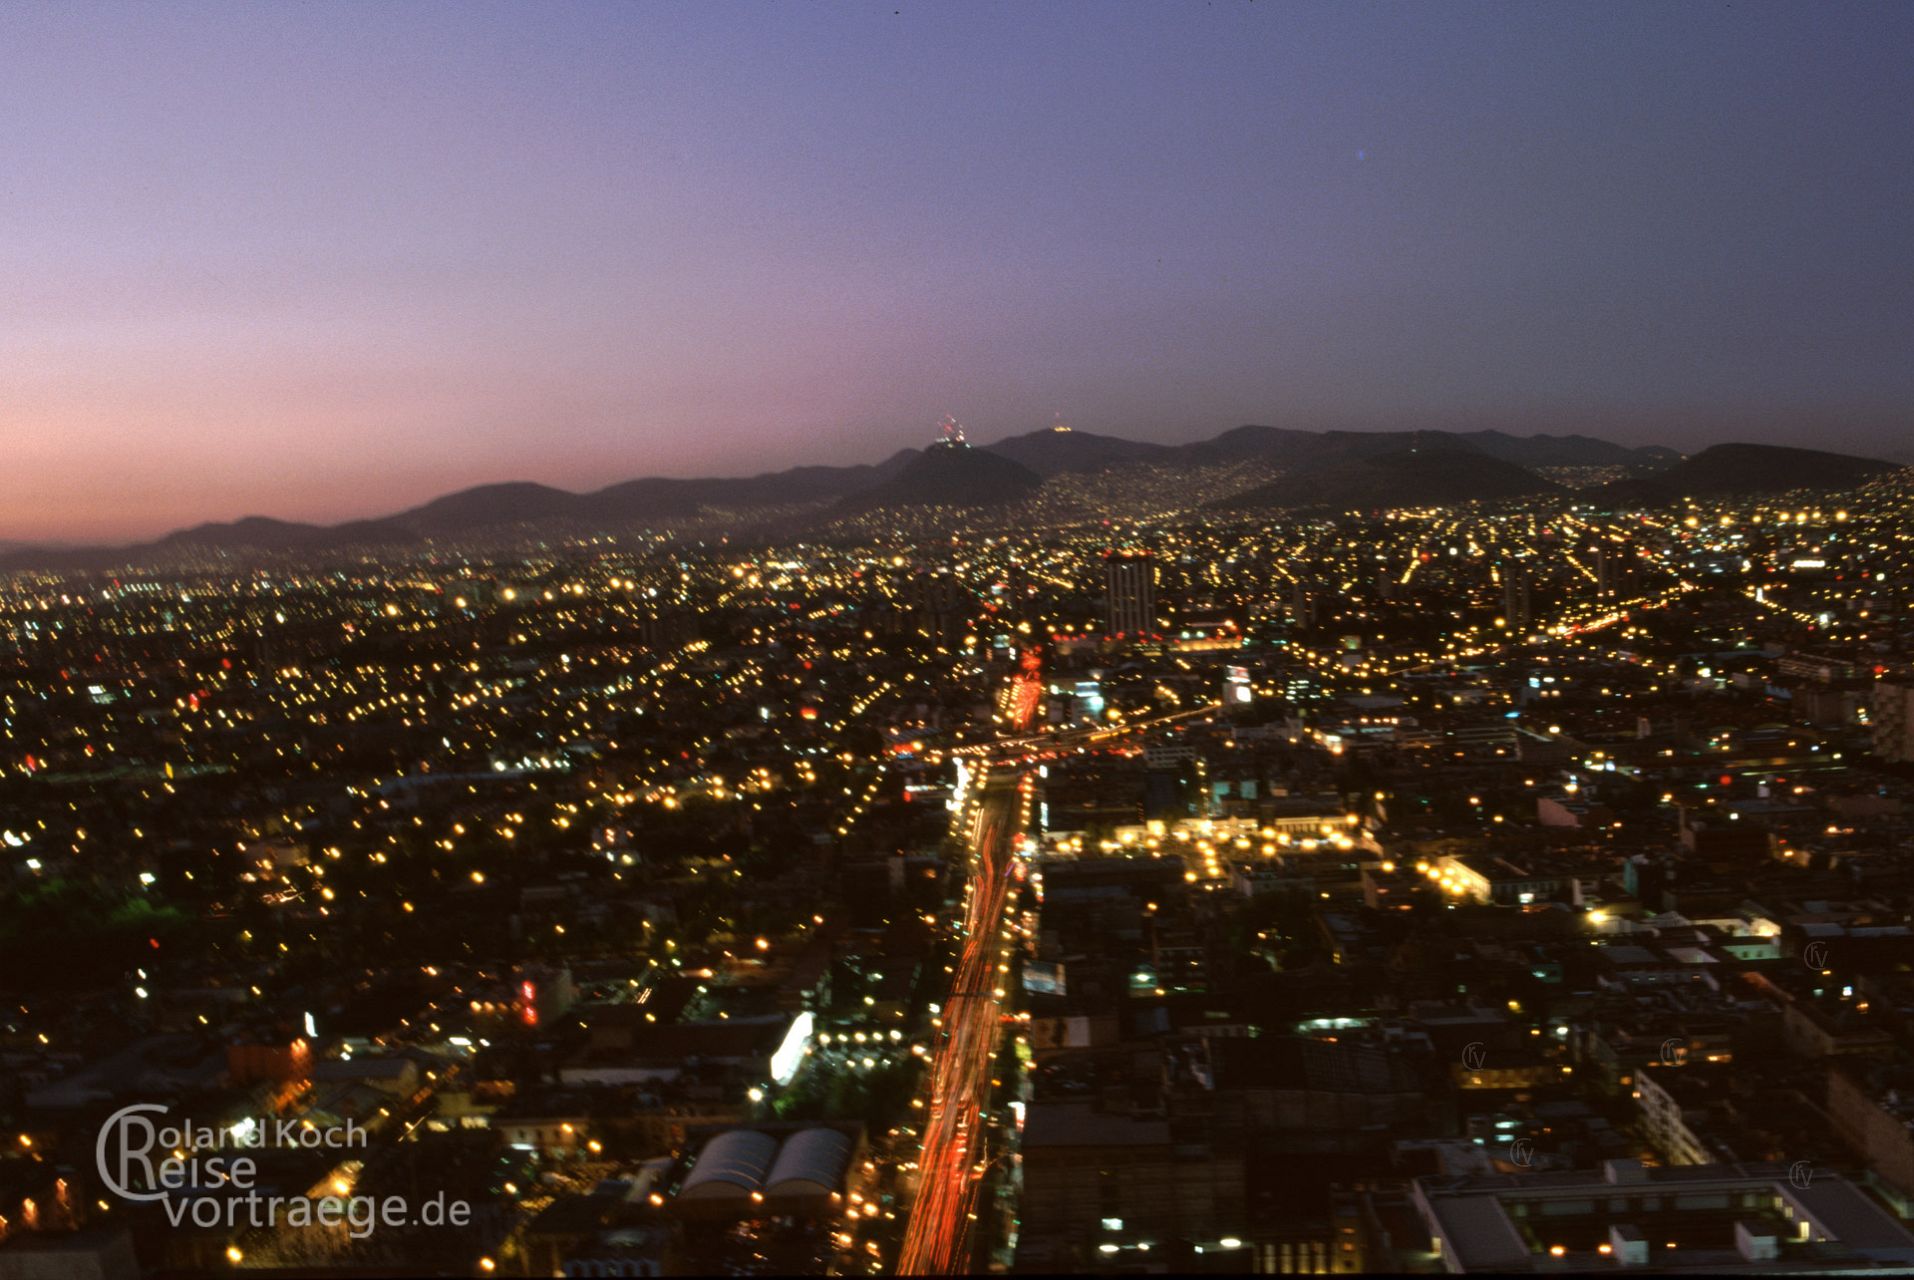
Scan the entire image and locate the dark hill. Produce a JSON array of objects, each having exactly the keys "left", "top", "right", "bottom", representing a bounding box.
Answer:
[
  {"left": 1178, "top": 424, "right": 1359, "bottom": 465},
  {"left": 393, "top": 482, "right": 579, "bottom": 533},
  {"left": 1214, "top": 446, "right": 1557, "bottom": 511},
  {"left": 1178, "top": 425, "right": 1673, "bottom": 472},
  {"left": 838, "top": 442, "right": 1041, "bottom": 511},
  {"left": 395, "top": 459, "right": 908, "bottom": 533},
  {"left": 574, "top": 460, "right": 898, "bottom": 522},
  {"left": 1591, "top": 443, "right": 1894, "bottom": 503},
  {"left": 983, "top": 428, "right": 1170, "bottom": 475},
  {"left": 157, "top": 515, "right": 419, "bottom": 551},
  {"left": 1454, "top": 430, "right": 1677, "bottom": 470}
]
